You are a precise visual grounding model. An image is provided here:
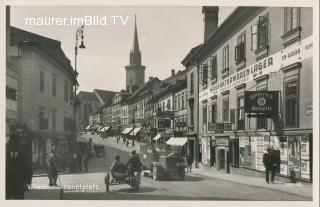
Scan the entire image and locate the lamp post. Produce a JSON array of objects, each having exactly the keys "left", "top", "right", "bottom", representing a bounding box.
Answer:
[{"left": 72, "top": 25, "right": 85, "bottom": 150}]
